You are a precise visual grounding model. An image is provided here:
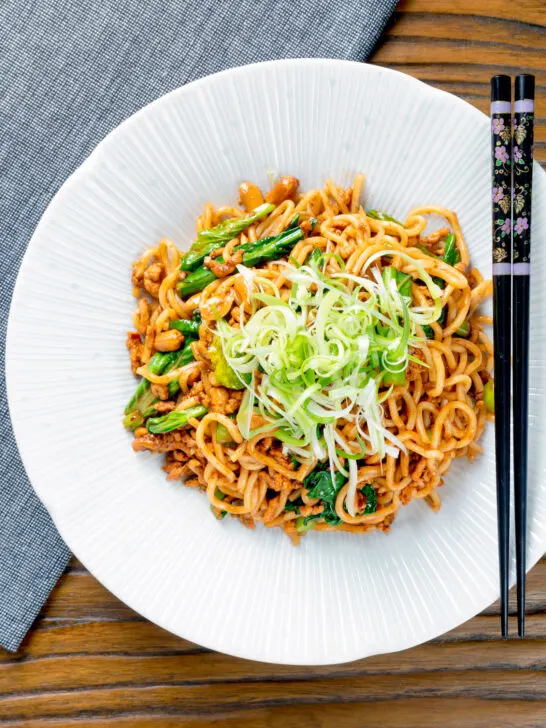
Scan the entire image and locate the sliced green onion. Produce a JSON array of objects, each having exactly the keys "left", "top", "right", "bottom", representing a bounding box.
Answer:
[
  {"left": 455, "top": 320, "right": 470, "bottom": 337},
  {"left": 484, "top": 380, "right": 495, "bottom": 413}
]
